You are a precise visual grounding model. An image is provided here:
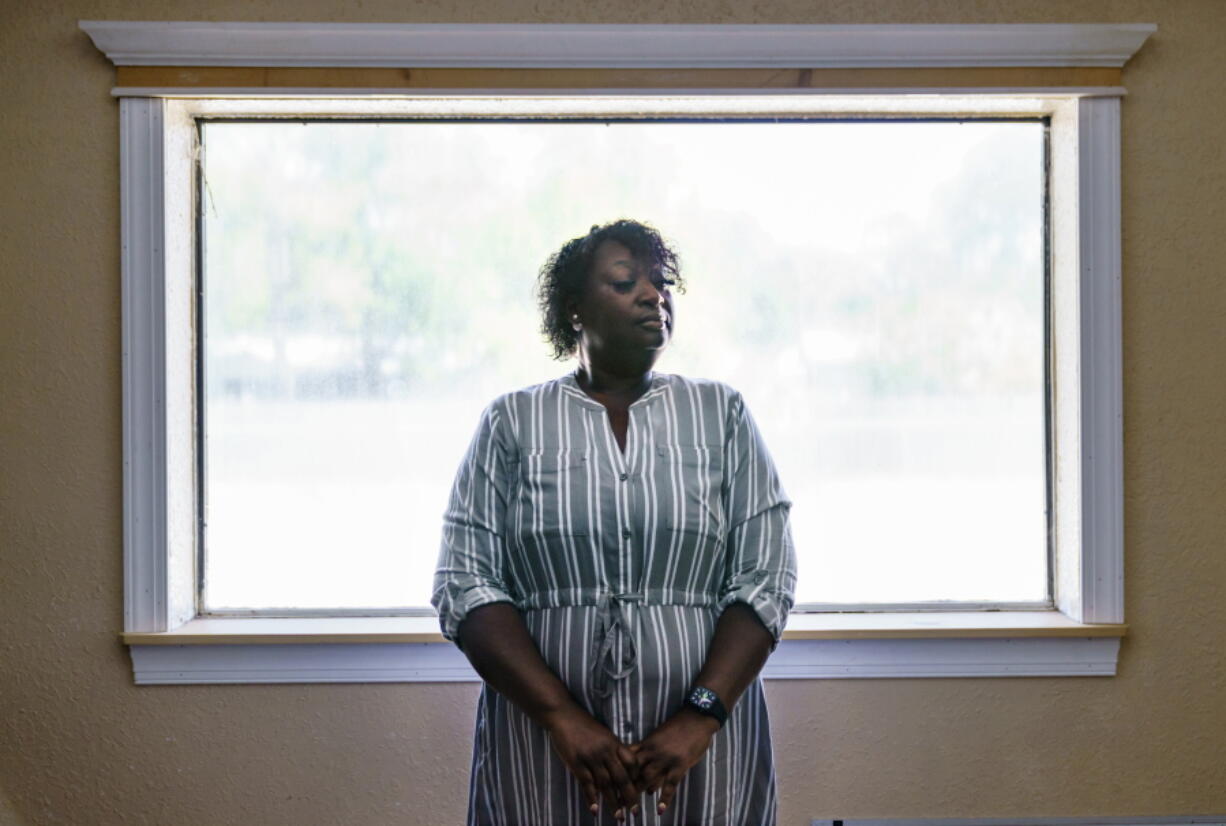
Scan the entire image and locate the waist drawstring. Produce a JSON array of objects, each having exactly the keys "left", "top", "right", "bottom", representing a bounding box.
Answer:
[{"left": 591, "top": 591, "right": 643, "bottom": 699}]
